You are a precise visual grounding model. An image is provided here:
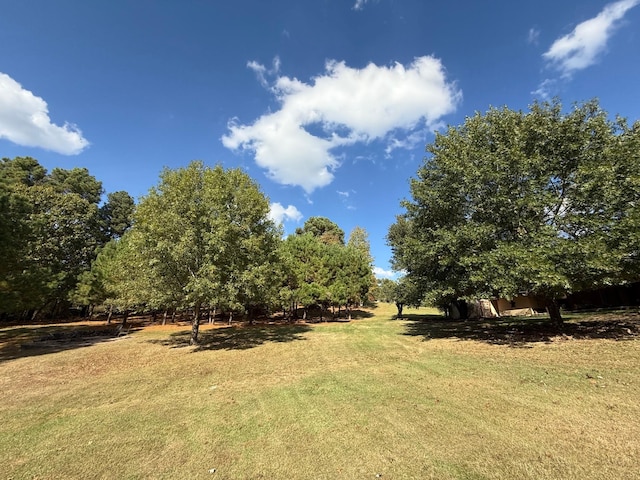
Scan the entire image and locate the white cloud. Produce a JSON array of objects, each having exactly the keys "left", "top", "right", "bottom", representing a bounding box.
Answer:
[
  {"left": 543, "top": 0, "right": 640, "bottom": 77},
  {"left": 269, "top": 202, "right": 303, "bottom": 224},
  {"left": 528, "top": 27, "right": 540, "bottom": 45},
  {"left": 248, "top": 56, "right": 281, "bottom": 88},
  {"left": 222, "top": 57, "right": 461, "bottom": 193},
  {"left": 353, "top": 0, "right": 370, "bottom": 10},
  {"left": 0, "top": 72, "right": 89, "bottom": 155},
  {"left": 531, "top": 78, "right": 558, "bottom": 99},
  {"left": 385, "top": 130, "right": 426, "bottom": 157},
  {"left": 373, "top": 266, "right": 396, "bottom": 279}
]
